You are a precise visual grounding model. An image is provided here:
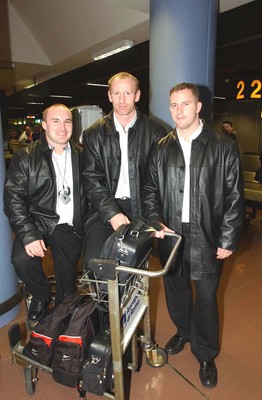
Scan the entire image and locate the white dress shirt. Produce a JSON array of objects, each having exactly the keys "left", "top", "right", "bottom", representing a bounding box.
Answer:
[
  {"left": 177, "top": 120, "right": 203, "bottom": 223},
  {"left": 52, "top": 145, "right": 74, "bottom": 225},
  {"left": 114, "top": 112, "right": 137, "bottom": 199}
]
